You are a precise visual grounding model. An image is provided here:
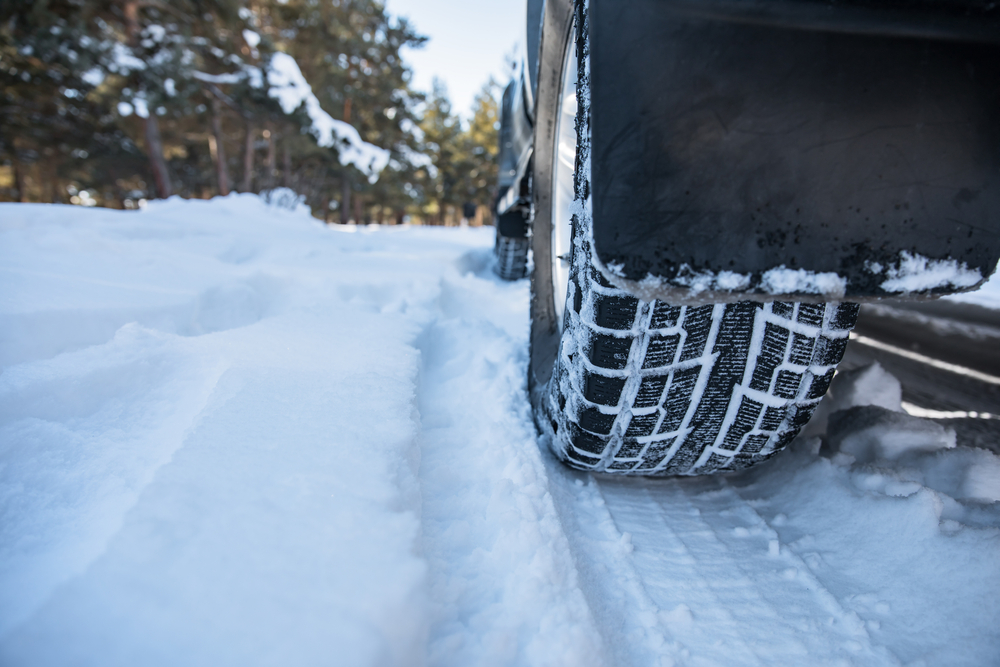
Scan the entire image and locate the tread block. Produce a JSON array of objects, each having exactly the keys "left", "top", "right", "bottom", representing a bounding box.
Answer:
[
  {"left": 760, "top": 405, "right": 787, "bottom": 431},
  {"left": 625, "top": 413, "right": 659, "bottom": 437},
  {"left": 788, "top": 404, "right": 815, "bottom": 430},
  {"left": 813, "top": 335, "right": 849, "bottom": 366},
  {"left": 608, "top": 460, "right": 635, "bottom": 471},
  {"left": 635, "top": 437, "right": 675, "bottom": 469},
  {"left": 665, "top": 440, "right": 703, "bottom": 473},
  {"left": 679, "top": 305, "right": 715, "bottom": 361},
  {"left": 634, "top": 375, "right": 669, "bottom": 408},
  {"left": 750, "top": 323, "right": 790, "bottom": 391},
  {"left": 643, "top": 334, "right": 680, "bottom": 369},
  {"left": 593, "top": 294, "right": 639, "bottom": 329},
  {"left": 773, "top": 370, "right": 803, "bottom": 399},
  {"left": 807, "top": 368, "right": 836, "bottom": 399},
  {"left": 773, "top": 429, "right": 798, "bottom": 450},
  {"left": 566, "top": 448, "right": 601, "bottom": 466},
  {"left": 650, "top": 302, "right": 682, "bottom": 329},
  {"left": 797, "top": 303, "right": 825, "bottom": 326},
  {"left": 721, "top": 396, "right": 763, "bottom": 450},
  {"left": 584, "top": 372, "right": 627, "bottom": 406},
  {"left": 658, "top": 367, "right": 700, "bottom": 434},
  {"left": 789, "top": 333, "right": 816, "bottom": 366},
  {"left": 771, "top": 301, "right": 794, "bottom": 319},
  {"left": 742, "top": 432, "right": 771, "bottom": 455},
  {"left": 578, "top": 407, "right": 616, "bottom": 435},
  {"left": 587, "top": 334, "right": 632, "bottom": 369},
  {"left": 830, "top": 302, "right": 861, "bottom": 330},
  {"left": 617, "top": 438, "right": 645, "bottom": 458},
  {"left": 569, "top": 424, "right": 608, "bottom": 455}
]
